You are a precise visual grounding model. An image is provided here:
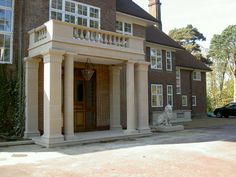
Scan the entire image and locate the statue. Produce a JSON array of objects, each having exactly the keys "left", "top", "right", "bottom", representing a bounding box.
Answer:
[
  {"left": 152, "top": 104, "right": 184, "bottom": 132},
  {"left": 155, "top": 104, "right": 173, "bottom": 127}
]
